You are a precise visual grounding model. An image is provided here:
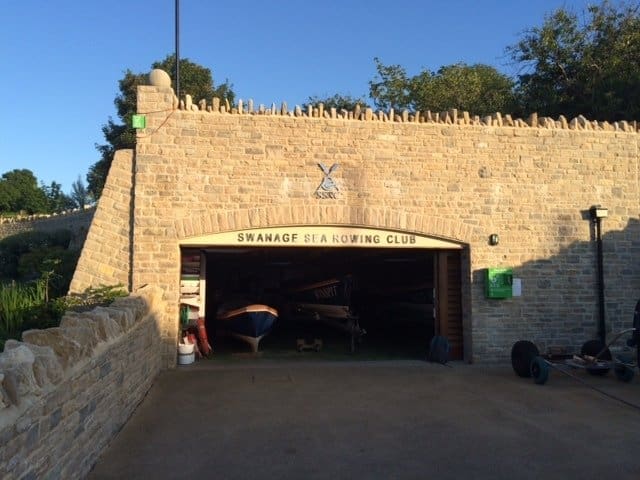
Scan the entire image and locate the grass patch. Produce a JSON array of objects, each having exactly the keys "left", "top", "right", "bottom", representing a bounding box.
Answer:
[
  {"left": 0, "top": 283, "right": 127, "bottom": 352},
  {"left": 0, "top": 280, "right": 47, "bottom": 343}
]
